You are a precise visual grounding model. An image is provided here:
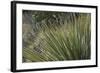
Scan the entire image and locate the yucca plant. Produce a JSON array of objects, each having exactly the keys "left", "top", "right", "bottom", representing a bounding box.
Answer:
[{"left": 23, "top": 12, "right": 91, "bottom": 62}]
